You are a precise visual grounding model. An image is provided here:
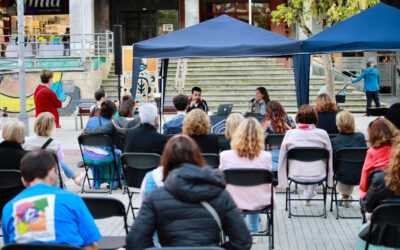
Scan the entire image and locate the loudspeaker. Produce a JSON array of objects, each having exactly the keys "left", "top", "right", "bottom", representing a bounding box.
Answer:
[{"left": 113, "top": 25, "right": 123, "bottom": 76}]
